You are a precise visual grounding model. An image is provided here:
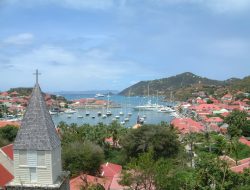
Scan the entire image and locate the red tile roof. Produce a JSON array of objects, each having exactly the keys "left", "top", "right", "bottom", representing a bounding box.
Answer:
[
  {"left": 109, "top": 173, "right": 124, "bottom": 190},
  {"left": 0, "top": 92, "right": 9, "bottom": 96},
  {"left": 230, "top": 162, "right": 250, "bottom": 173},
  {"left": 1, "top": 144, "right": 13, "bottom": 160},
  {"left": 0, "top": 164, "right": 13, "bottom": 187},
  {"left": 171, "top": 118, "right": 204, "bottom": 134},
  {"left": 239, "top": 137, "right": 250, "bottom": 147},
  {"left": 101, "top": 162, "right": 122, "bottom": 181},
  {"left": 0, "top": 121, "right": 20, "bottom": 128},
  {"left": 205, "top": 117, "right": 223, "bottom": 123},
  {"left": 70, "top": 174, "right": 109, "bottom": 190}
]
